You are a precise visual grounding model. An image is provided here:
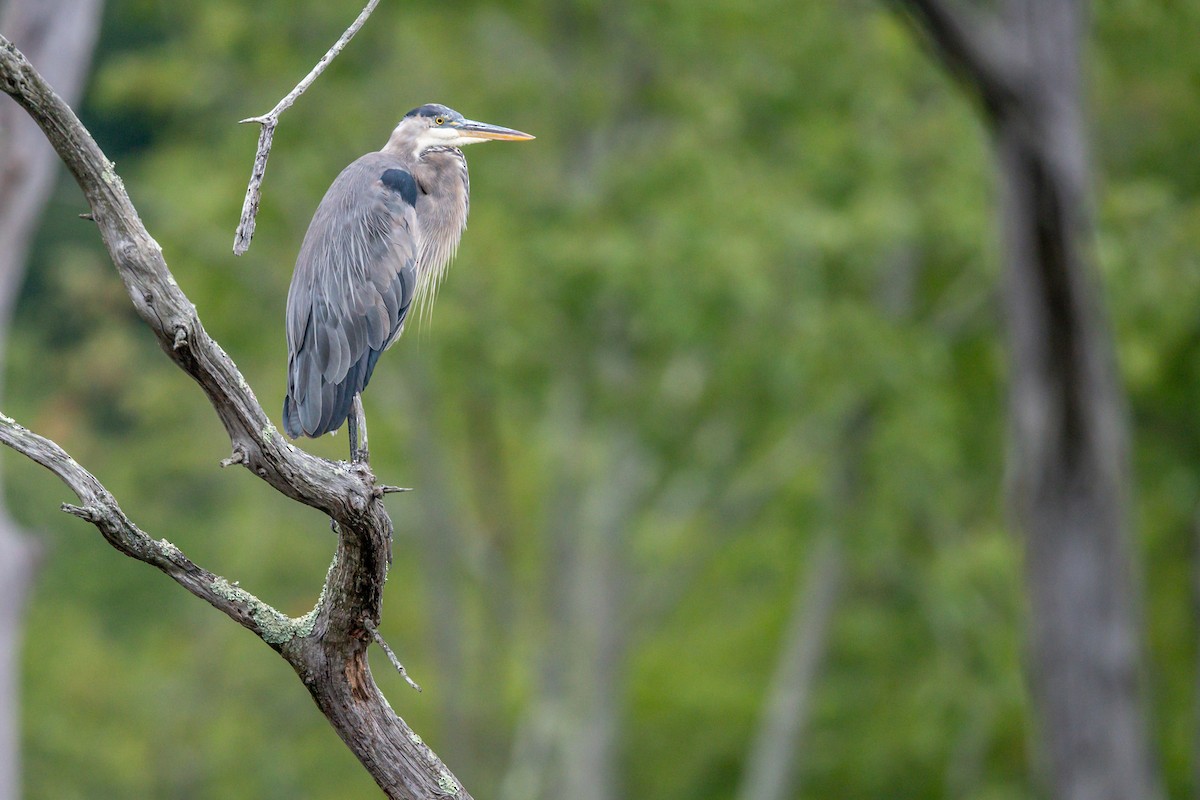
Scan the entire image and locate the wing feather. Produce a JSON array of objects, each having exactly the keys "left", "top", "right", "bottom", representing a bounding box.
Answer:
[{"left": 282, "top": 153, "right": 419, "bottom": 439}]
